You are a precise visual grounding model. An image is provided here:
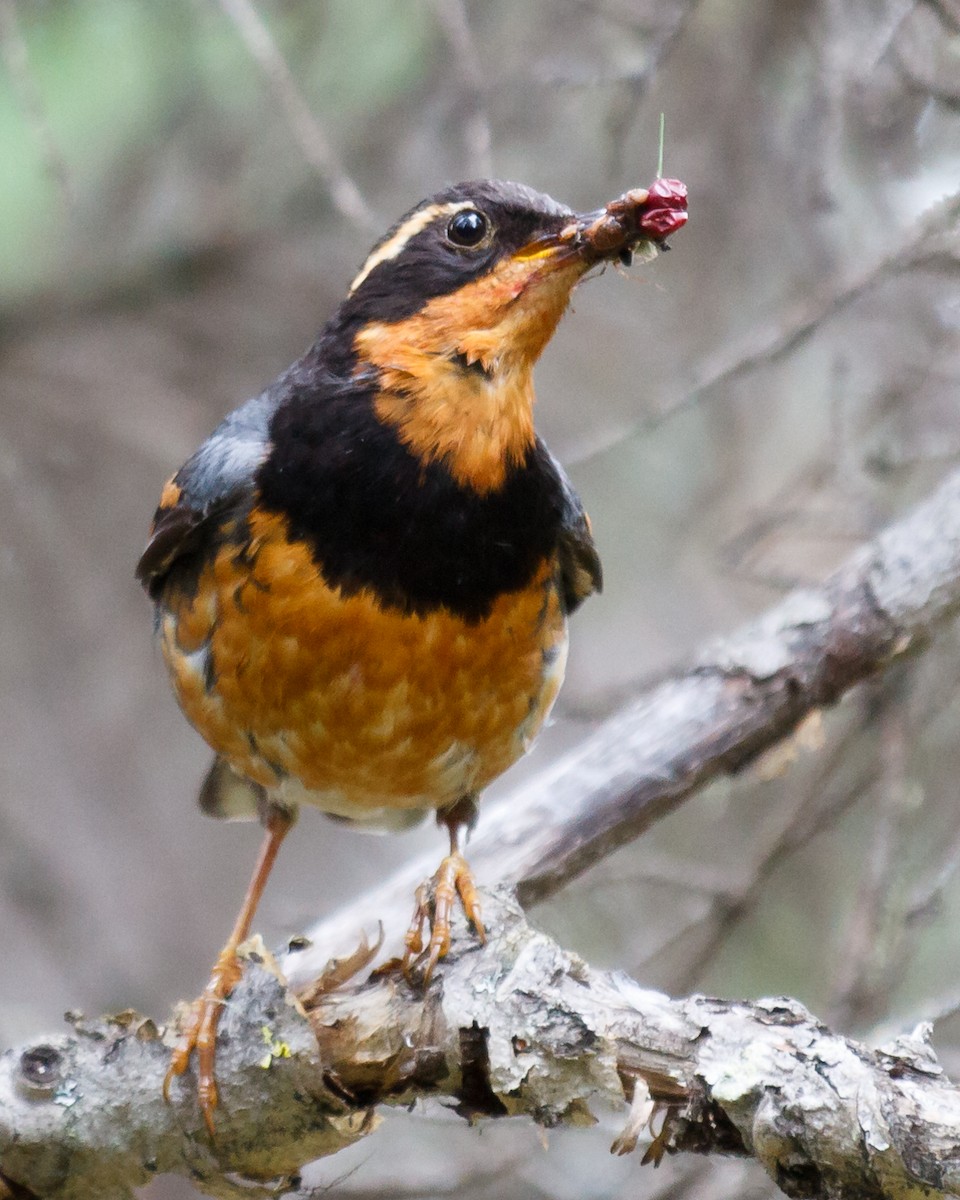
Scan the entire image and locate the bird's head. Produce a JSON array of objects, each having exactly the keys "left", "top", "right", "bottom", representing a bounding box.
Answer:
[{"left": 331, "top": 178, "right": 688, "bottom": 491}]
